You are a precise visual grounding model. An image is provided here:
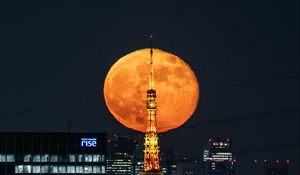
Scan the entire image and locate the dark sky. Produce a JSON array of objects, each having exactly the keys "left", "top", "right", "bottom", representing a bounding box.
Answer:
[{"left": 0, "top": 0, "right": 299, "bottom": 174}]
